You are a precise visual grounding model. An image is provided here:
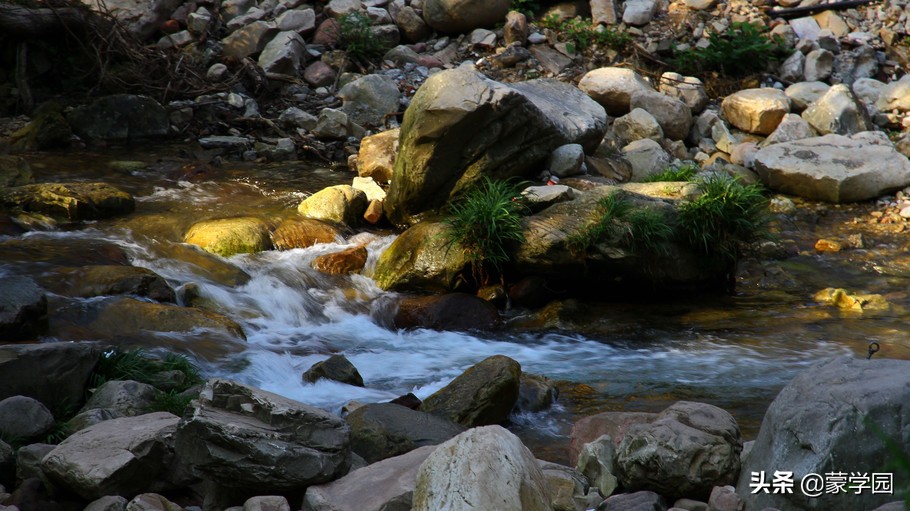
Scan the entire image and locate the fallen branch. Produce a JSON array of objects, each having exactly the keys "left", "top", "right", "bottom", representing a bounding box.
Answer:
[{"left": 767, "top": 0, "right": 879, "bottom": 19}]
